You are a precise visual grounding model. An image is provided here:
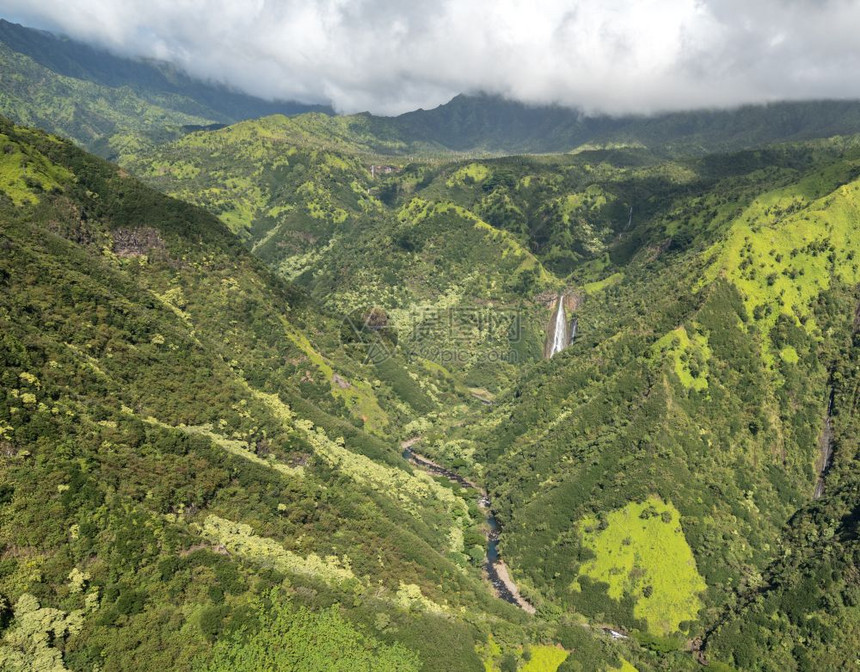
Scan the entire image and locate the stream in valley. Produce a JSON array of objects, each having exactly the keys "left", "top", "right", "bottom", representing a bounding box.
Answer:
[{"left": 402, "top": 445, "right": 535, "bottom": 613}]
